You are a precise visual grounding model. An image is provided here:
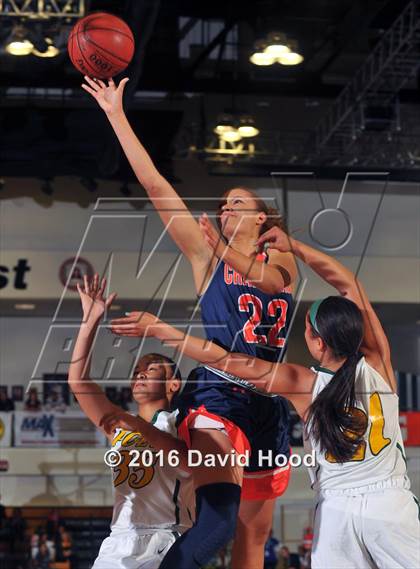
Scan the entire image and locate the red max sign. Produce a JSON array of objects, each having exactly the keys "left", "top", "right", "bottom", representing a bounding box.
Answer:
[{"left": 399, "top": 412, "right": 420, "bottom": 446}]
